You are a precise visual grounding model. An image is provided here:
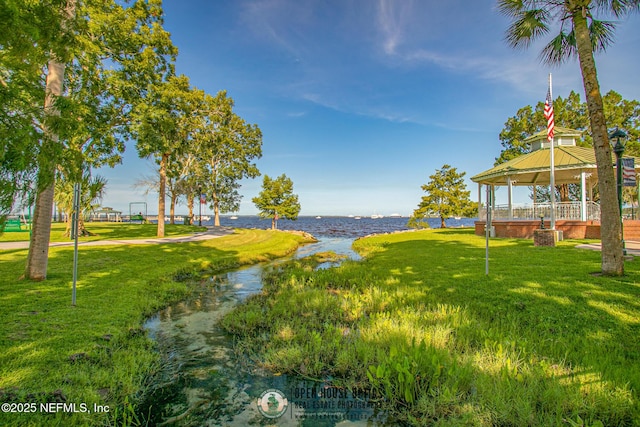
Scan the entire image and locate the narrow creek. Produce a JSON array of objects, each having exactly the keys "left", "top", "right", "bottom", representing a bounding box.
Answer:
[{"left": 141, "top": 237, "right": 386, "bottom": 426}]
